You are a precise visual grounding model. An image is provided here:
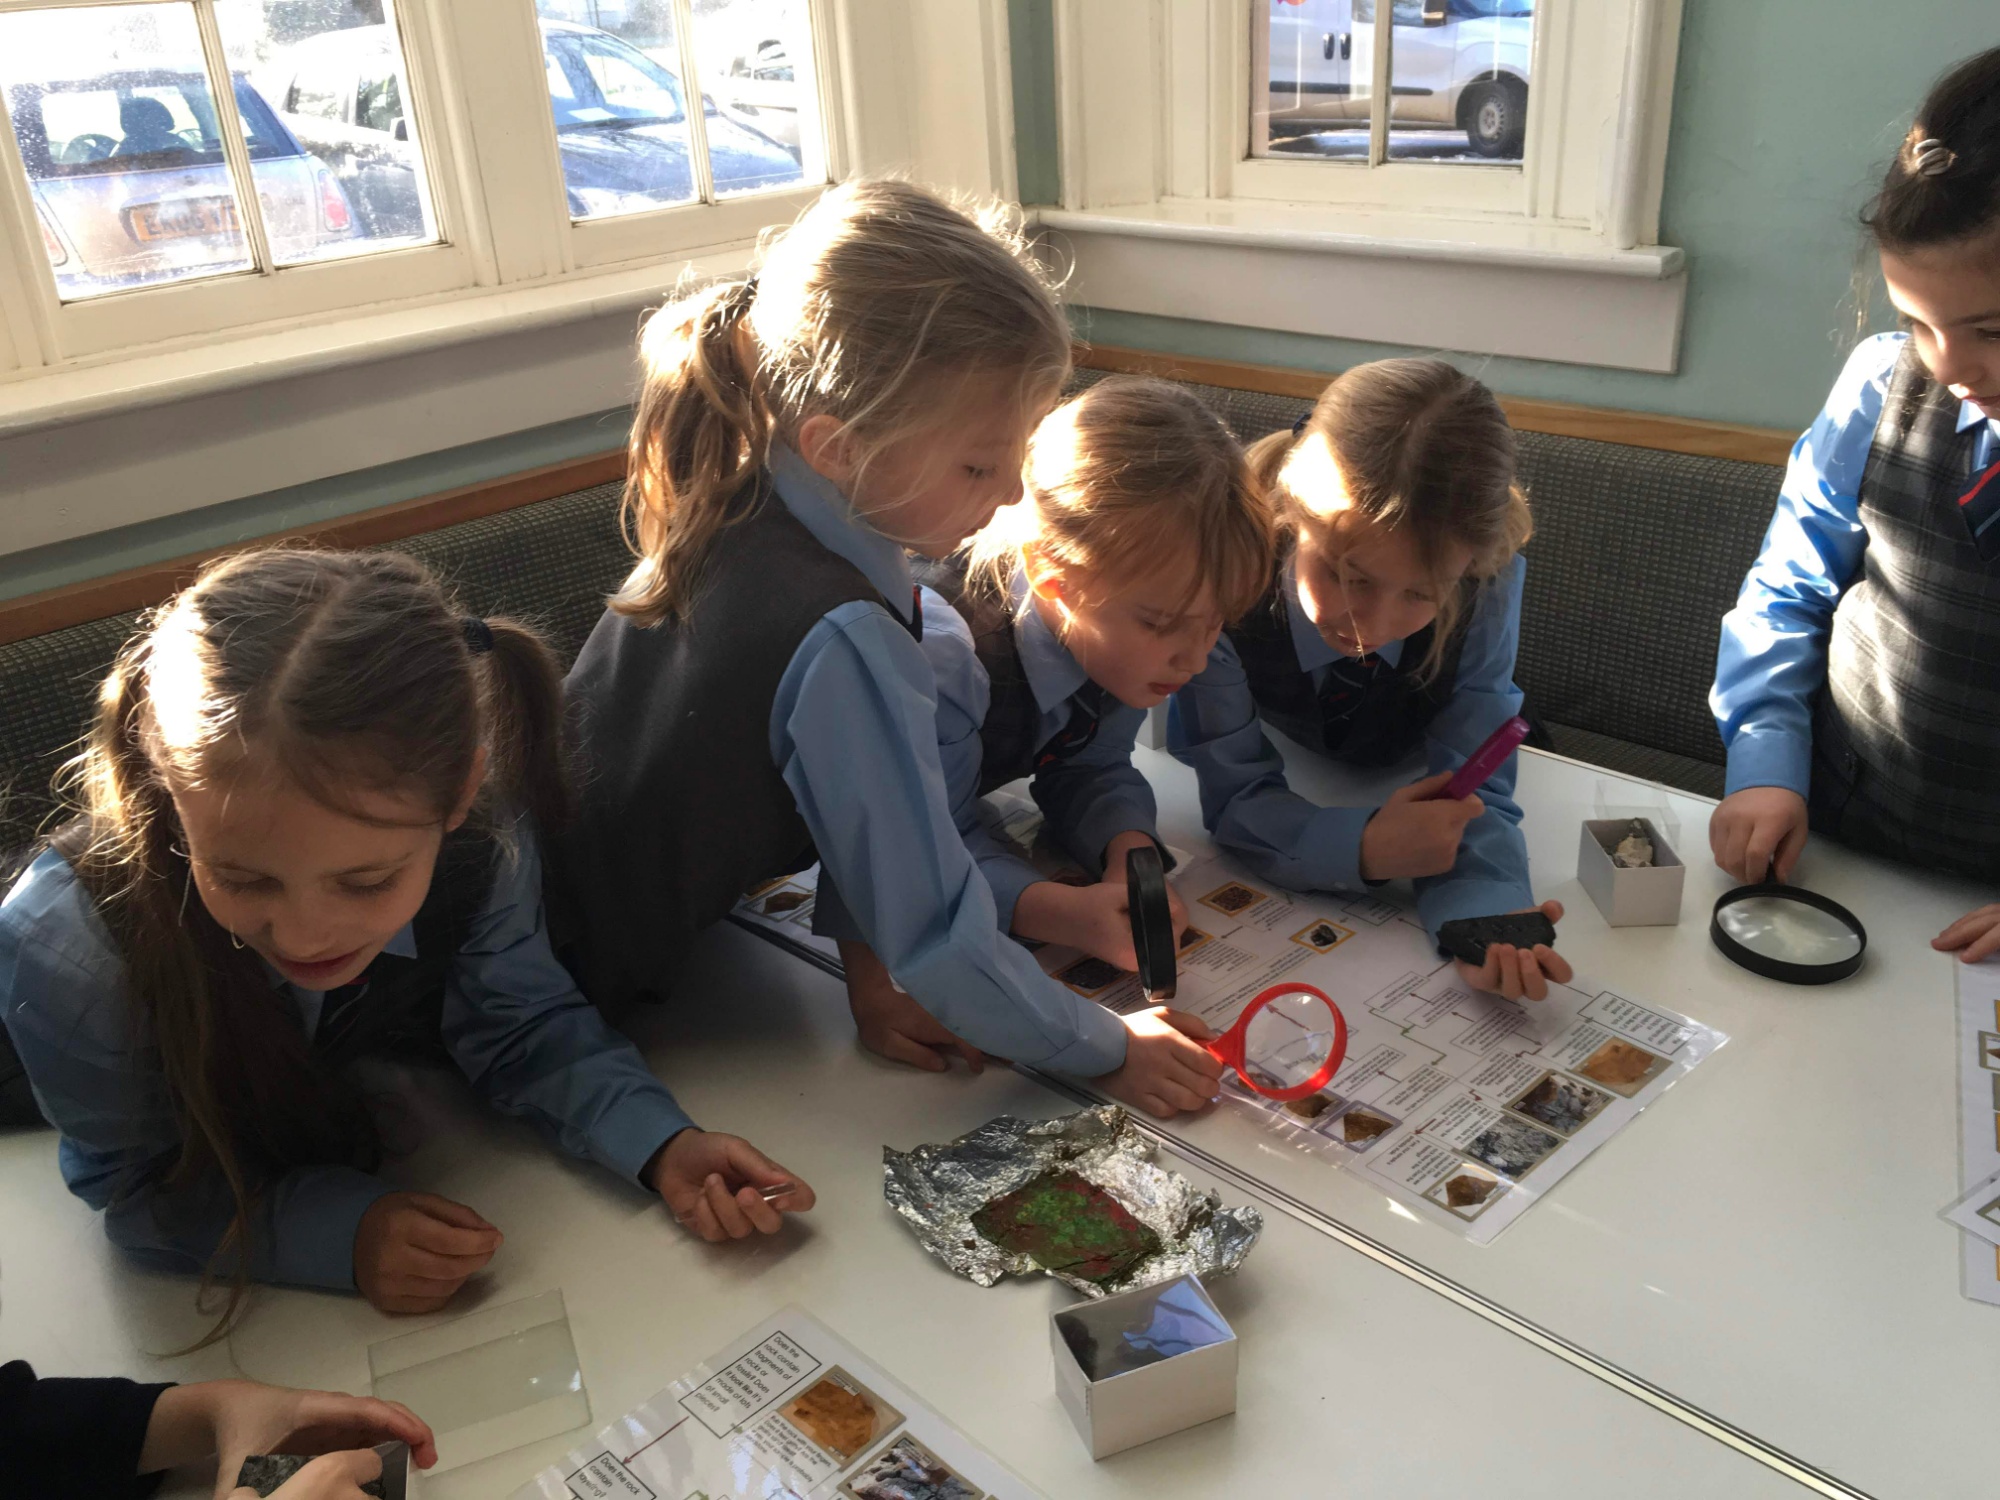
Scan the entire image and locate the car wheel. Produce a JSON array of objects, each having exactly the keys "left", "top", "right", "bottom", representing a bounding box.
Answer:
[{"left": 1461, "top": 79, "right": 1526, "bottom": 159}]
